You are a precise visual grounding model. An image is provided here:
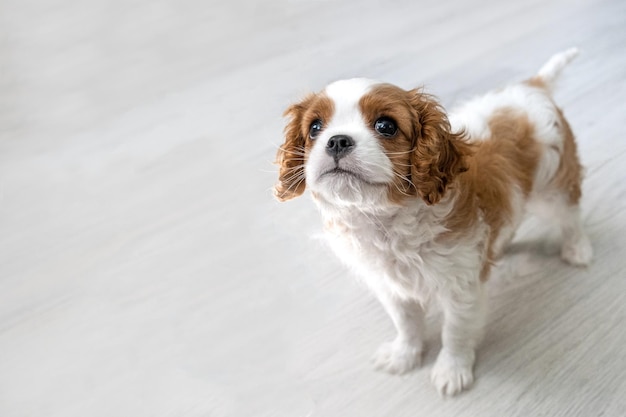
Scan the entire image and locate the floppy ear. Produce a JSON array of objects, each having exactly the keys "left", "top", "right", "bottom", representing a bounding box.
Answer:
[
  {"left": 409, "top": 90, "right": 472, "bottom": 205},
  {"left": 274, "top": 96, "right": 313, "bottom": 202}
]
